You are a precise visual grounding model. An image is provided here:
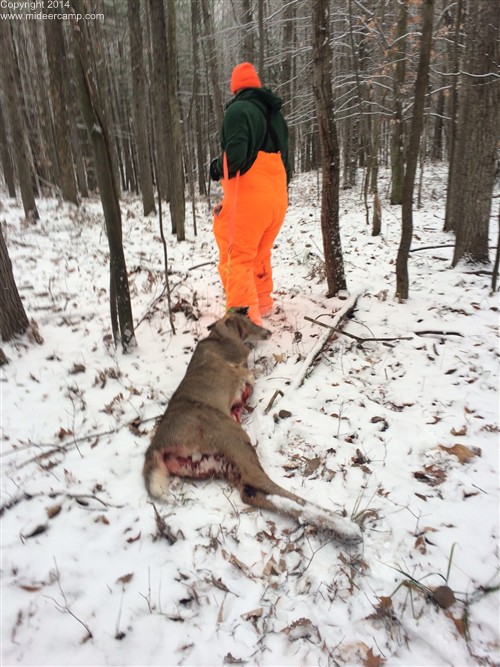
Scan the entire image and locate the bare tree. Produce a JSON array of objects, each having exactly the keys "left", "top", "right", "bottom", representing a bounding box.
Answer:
[
  {"left": 390, "top": 0, "right": 408, "bottom": 206},
  {"left": 127, "top": 0, "right": 156, "bottom": 216},
  {"left": 70, "top": 14, "right": 136, "bottom": 352},
  {"left": 44, "top": 12, "right": 79, "bottom": 204},
  {"left": 311, "top": 0, "right": 347, "bottom": 296},
  {"left": 396, "top": 0, "right": 435, "bottom": 300},
  {"left": 0, "top": 20, "right": 39, "bottom": 222}
]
